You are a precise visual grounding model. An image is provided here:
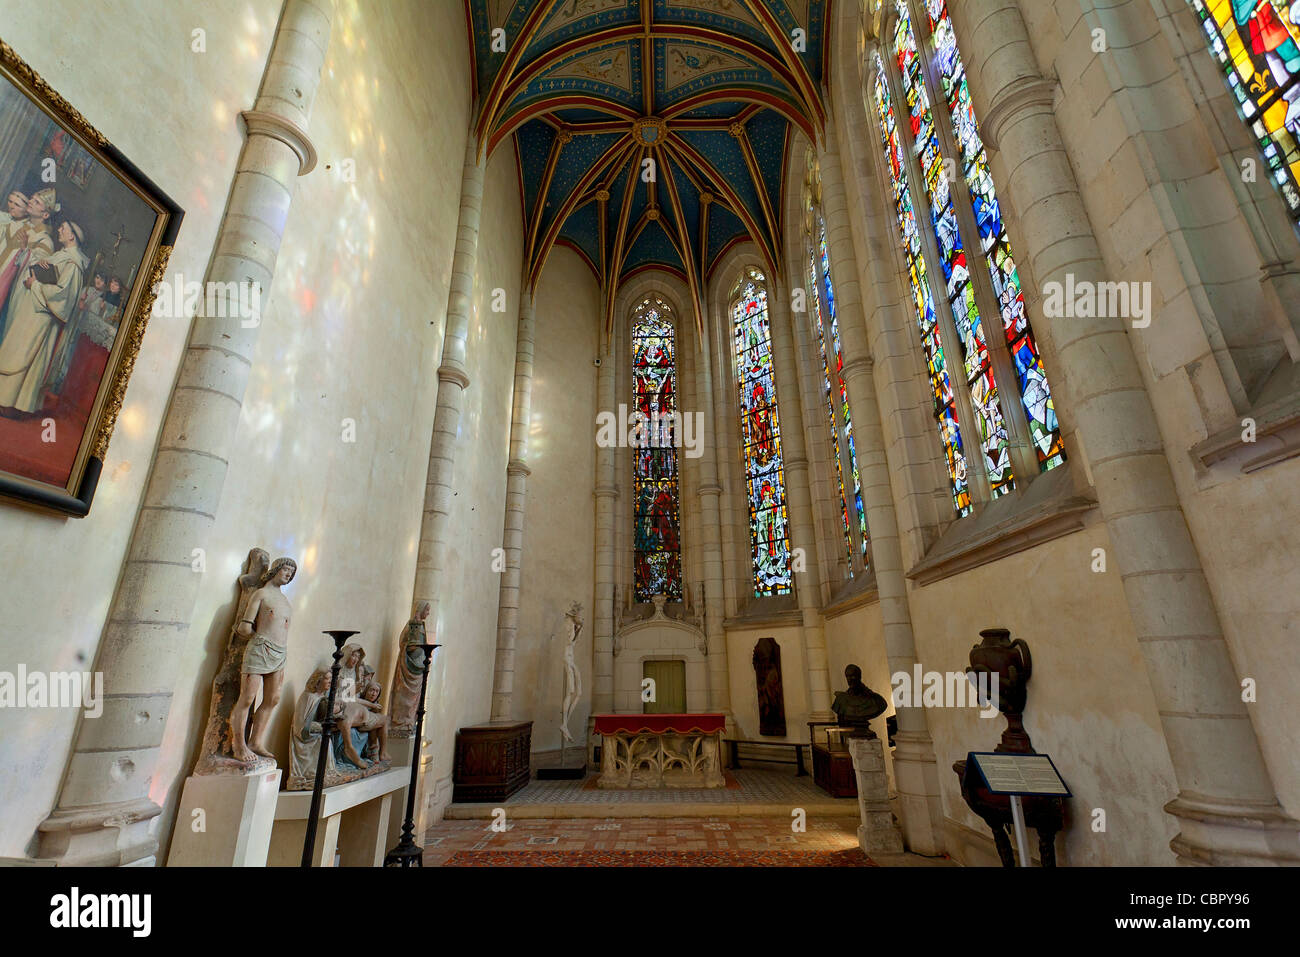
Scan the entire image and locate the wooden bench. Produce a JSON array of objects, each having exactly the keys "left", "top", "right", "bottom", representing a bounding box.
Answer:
[{"left": 724, "top": 739, "right": 808, "bottom": 776}]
